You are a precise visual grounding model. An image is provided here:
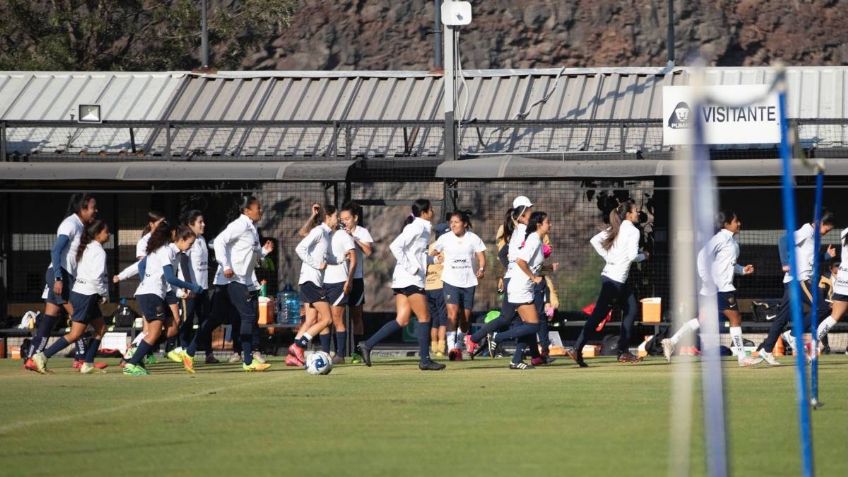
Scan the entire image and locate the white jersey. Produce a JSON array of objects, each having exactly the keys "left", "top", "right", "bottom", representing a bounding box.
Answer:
[
  {"left": 136, "top": 243, "right": 179, "bottom": 299},
  {"left": 779, "top": 223, "right": 815, "bottom": 283},
  {"left": 49, "top": 214, "right": 85, "bottom": 275},
  {"left": 213, "top": 214, "right": 268, "bottom": 290},
  {"left": 351, "top": 225, "right": 374, "bottom": 279},
  {"left": 503, "top": 223, "right": 527, "bottom": 280},
  {"left": 181, "top": 235, "right": 209, "bottom": 290},
  {"left": 136, "top": 232, "right": 151, "bottom": 258},
  {"left": 72, "top": 241, "right": 109, "bottom": 298},
  {"left": 324, "top": 229, "right": 356, "bottom": 284},
  {"left": 390, "top": 217, "right": 432, "bottom": 289},
  {"left": 697, "top": 229, "right": 744, "bottom": 295},
  {"left": 434, "top": 230, "right": 486, "bottom": 288},
  {"left": 833, "top": 228, "right": 848, "bottom": 296},
  {"left": 589, "top": 220, "right": 645, "bottom": 284},
  {"left": 507, "top": 231, "right": 544, "bottom": 304},
  {"left": 296, "top": 223, "right": 331, "bottom": 286}
]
